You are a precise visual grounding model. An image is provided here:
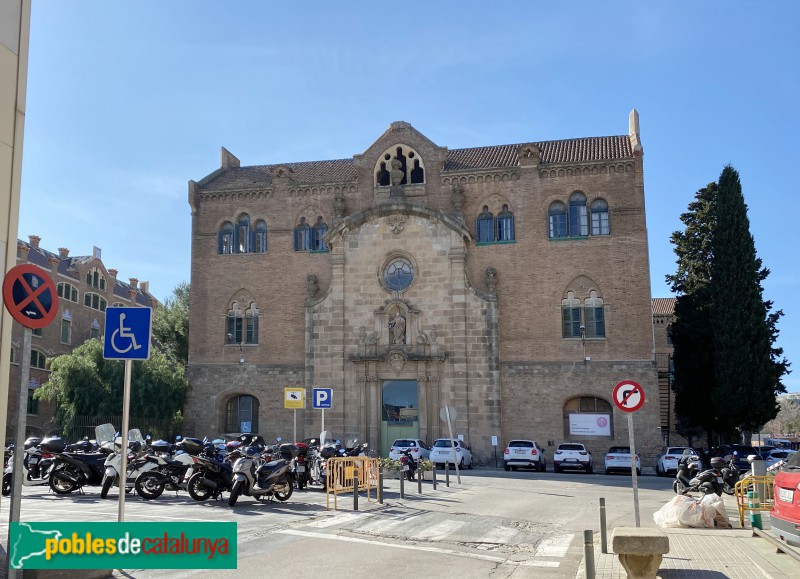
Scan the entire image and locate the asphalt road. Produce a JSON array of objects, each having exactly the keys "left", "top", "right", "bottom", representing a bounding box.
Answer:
[{"left": 0, "top": 468, "right": 682, "bottom": 578}]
